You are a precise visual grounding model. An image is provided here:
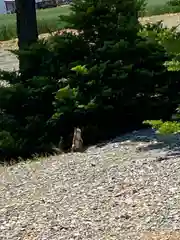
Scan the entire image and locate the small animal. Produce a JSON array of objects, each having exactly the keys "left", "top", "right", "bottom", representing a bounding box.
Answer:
[{"left": 71, "top": 127, "right": 83, "bottom": 152}]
